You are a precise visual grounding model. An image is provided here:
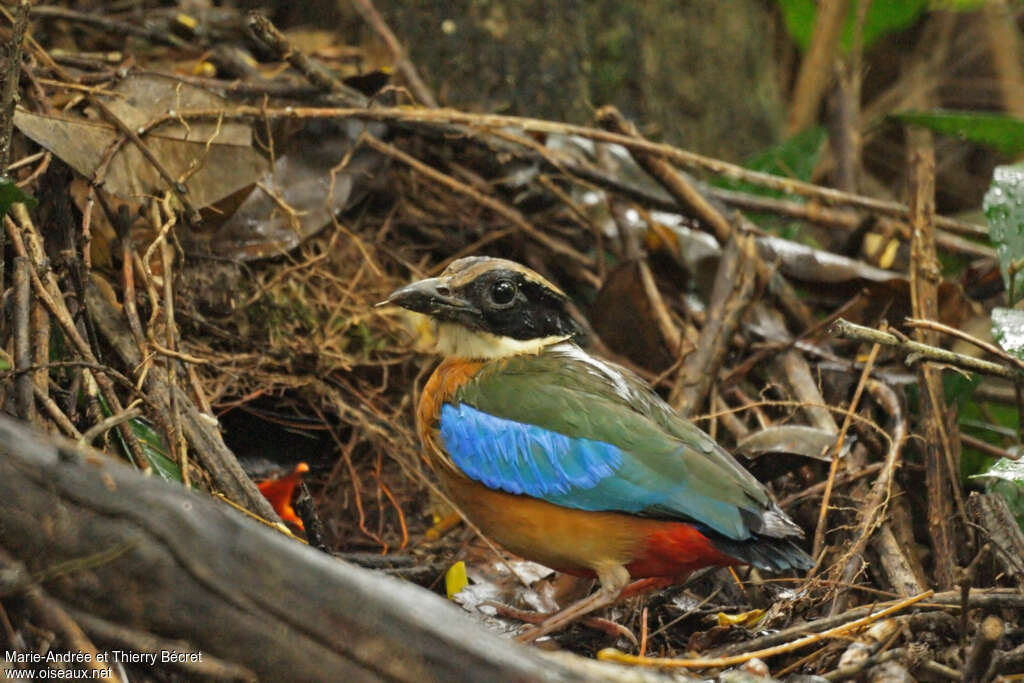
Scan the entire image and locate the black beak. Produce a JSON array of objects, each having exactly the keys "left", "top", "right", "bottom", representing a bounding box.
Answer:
[{"left": 378, "top": 277, "right": 476, "bottom": 317}]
